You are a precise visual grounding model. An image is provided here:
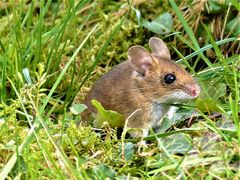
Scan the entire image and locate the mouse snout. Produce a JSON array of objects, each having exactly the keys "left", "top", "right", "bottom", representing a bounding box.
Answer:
[{"left": 187, "top": 84, "right": 200, "bottom": 98}]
